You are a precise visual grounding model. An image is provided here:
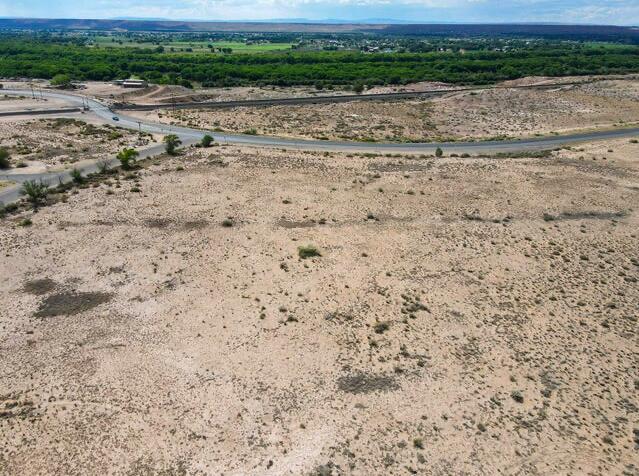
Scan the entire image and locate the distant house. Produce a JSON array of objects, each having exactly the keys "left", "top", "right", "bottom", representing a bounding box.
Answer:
[{"left": 113, "top": 79, "right": 148, "bottom": 88}]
